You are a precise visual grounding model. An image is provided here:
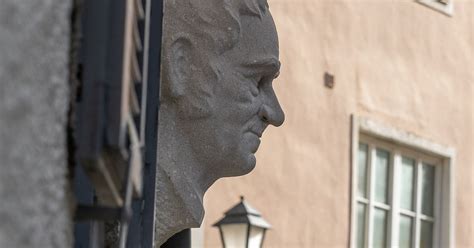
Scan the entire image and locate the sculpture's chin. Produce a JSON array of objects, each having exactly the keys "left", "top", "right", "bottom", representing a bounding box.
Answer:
[
  {"left": 242, "top": 153, "right": 257, "bottom": 174},
  {"left": 227, "top": 153, "right": 257, "bottom": 177}
]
